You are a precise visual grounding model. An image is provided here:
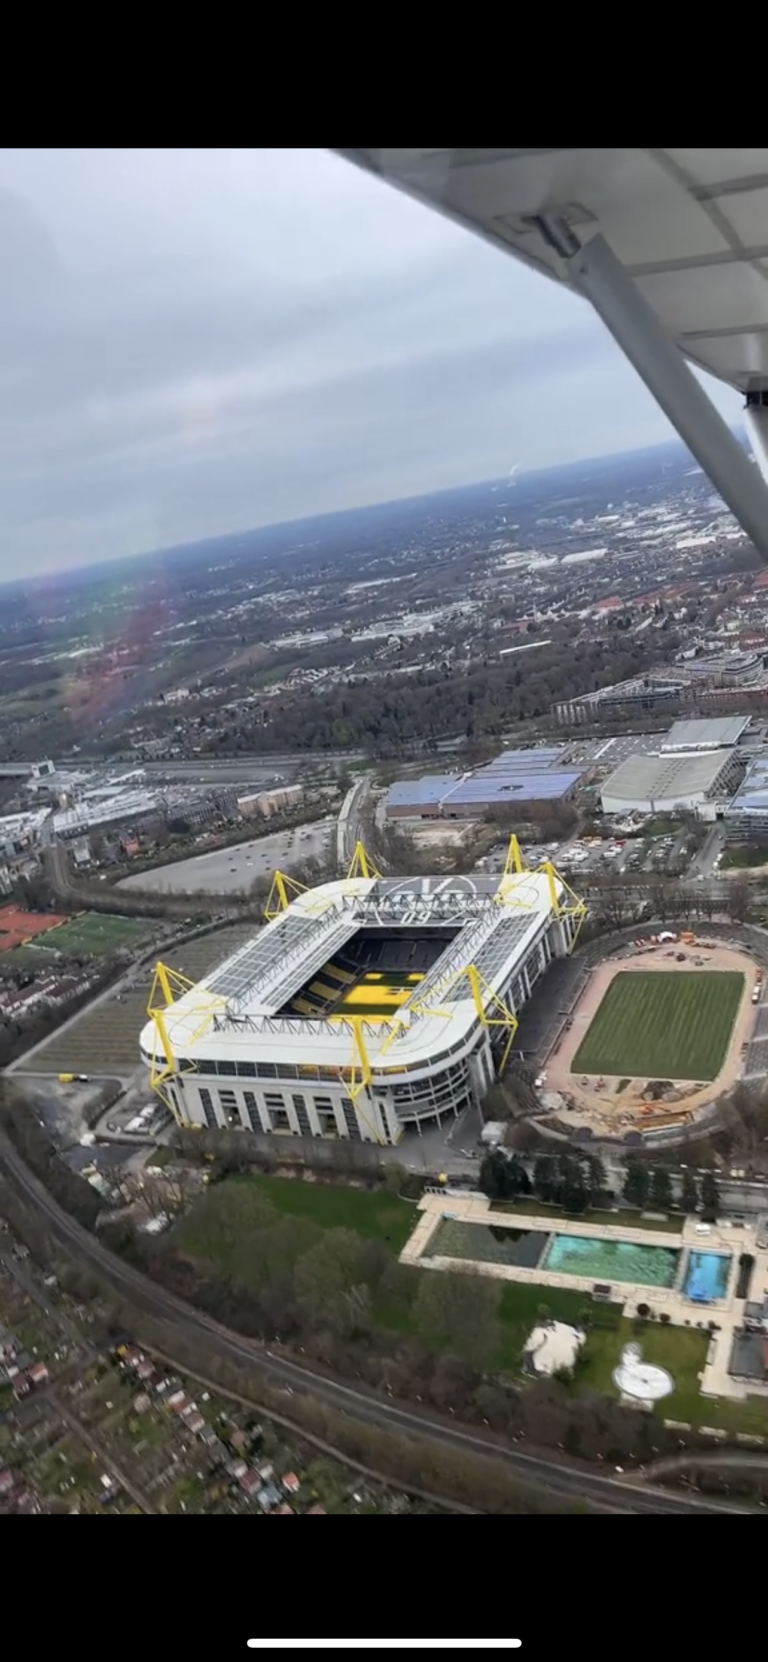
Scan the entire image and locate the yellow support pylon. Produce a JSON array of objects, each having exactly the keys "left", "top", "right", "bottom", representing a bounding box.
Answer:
[
  {"left": 346, "top": 840, "right": 381, "bottom": 881},
  {"left": 264, "top": 869, "right": 309, "bottom": 920},
  {"left": 502, "top": 834, "right": 526, "bottom": 877},
  {"left": 540, "top": 860, "right": 587, "bottom": 952},
  {"left": 495, "top": 834, "right": 540, "bottom": 909},
  {"left": 145, "top": 960, "right": 226, "bottom": 1124}
]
